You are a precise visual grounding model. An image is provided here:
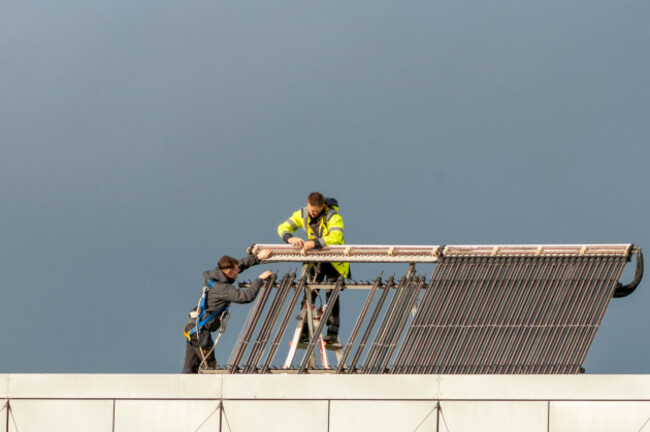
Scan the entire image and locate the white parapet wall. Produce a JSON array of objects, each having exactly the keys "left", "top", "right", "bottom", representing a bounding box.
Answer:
[{"left": 2, "top": 374, "right": 650, "bottom": 432}]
